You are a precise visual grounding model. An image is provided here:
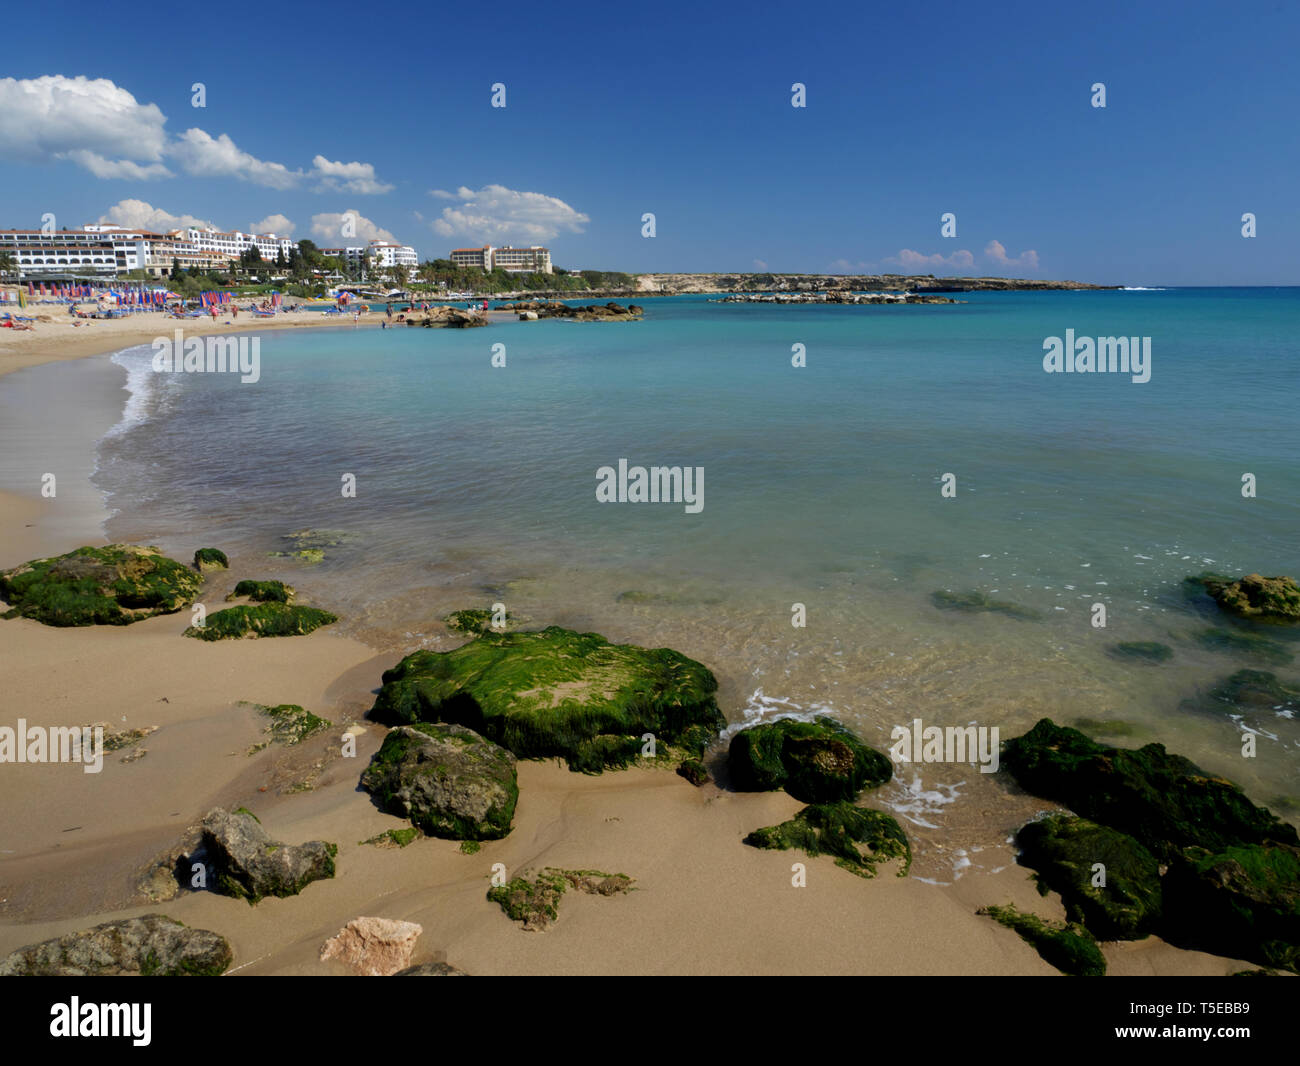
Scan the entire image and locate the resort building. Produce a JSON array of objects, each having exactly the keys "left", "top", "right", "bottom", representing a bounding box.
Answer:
[
  {"left": 173, "top": 227, "right": 296, "bottom": 263},
  {"left": 0, "top": 227, "right": 149, "bottom": 275},
  {"left": 448, "top": 245, "right": 552, "bottom": 273},
  {"left": 319, "top": 241, "right": 418, "bottom": 272}
]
